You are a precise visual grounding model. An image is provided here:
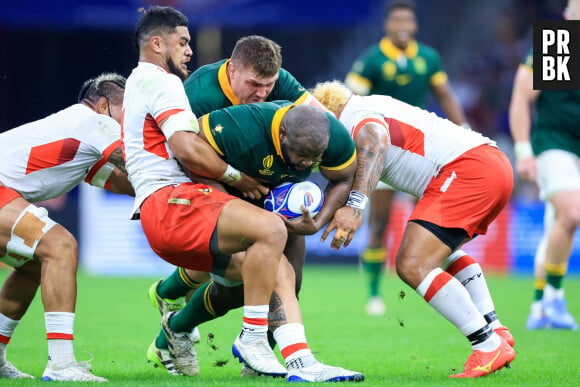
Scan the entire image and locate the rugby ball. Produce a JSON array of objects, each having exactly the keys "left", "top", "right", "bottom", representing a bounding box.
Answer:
[{"left": 264, "top": 181, "right": 324, "bottom": 220}]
